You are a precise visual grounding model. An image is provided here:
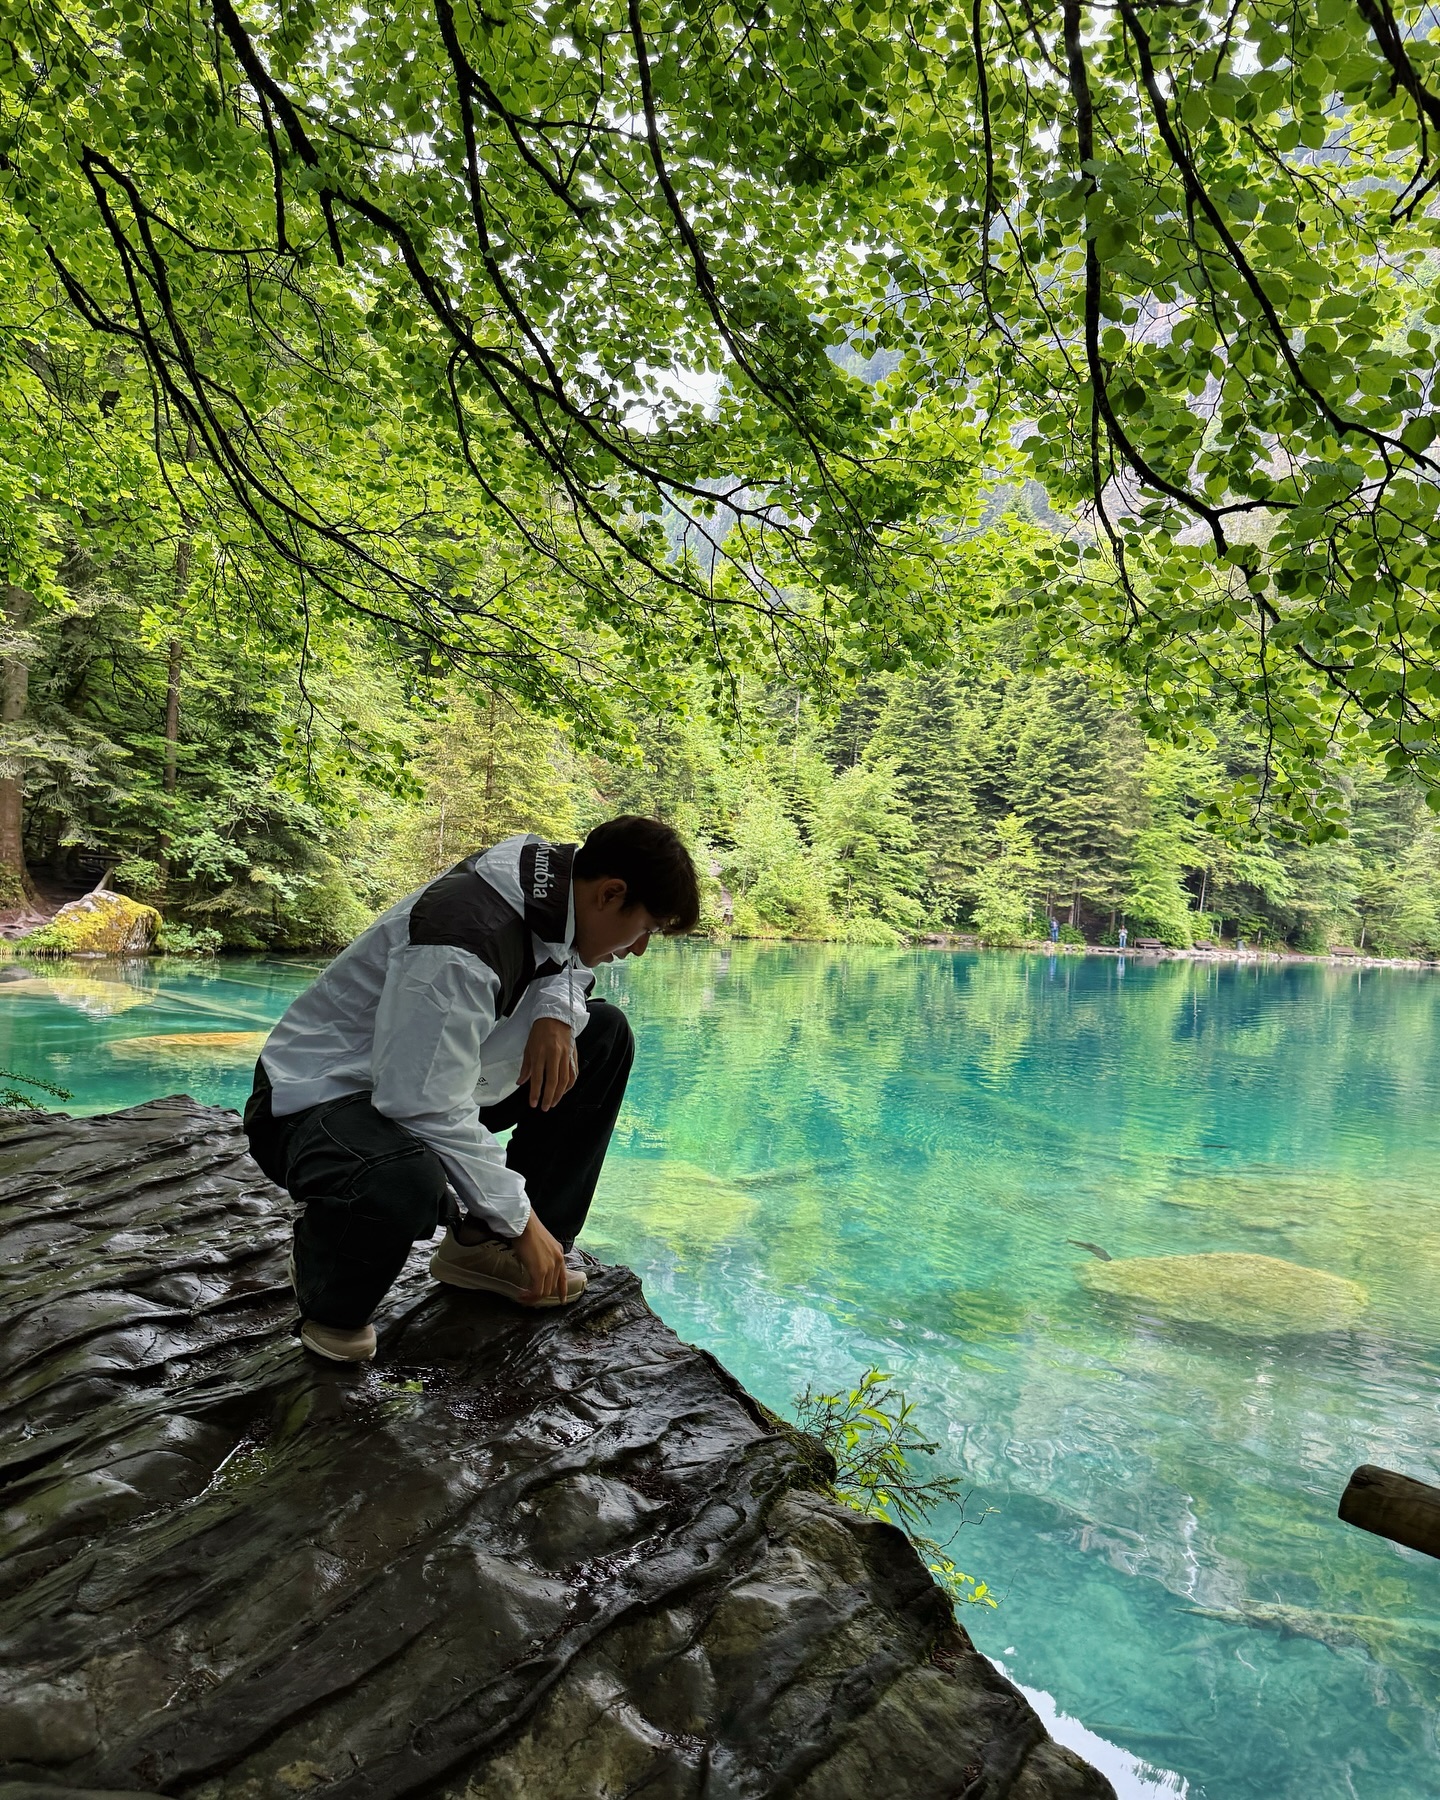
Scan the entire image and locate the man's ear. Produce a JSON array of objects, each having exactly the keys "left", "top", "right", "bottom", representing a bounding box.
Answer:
[{"left": 598, "top": 876, "right": 629, "bottom": 910}]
